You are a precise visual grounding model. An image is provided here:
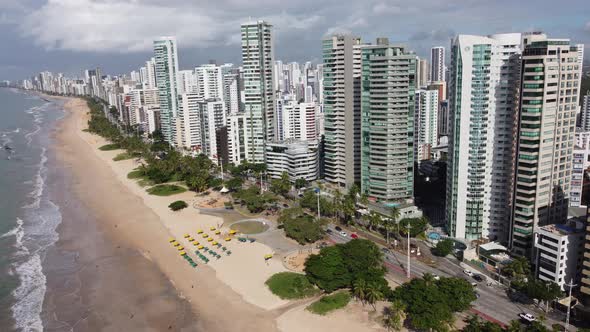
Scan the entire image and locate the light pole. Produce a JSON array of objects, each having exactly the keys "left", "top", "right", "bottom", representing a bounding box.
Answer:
[
  {"left": 315, "top": 188, "right": 321, "bottom": 220},
  {"left": 405, "top": 222, "right": 412, "bottom": 279},
  {"left": 565, "top": 279, "right": 576, "bottom": 332}
]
